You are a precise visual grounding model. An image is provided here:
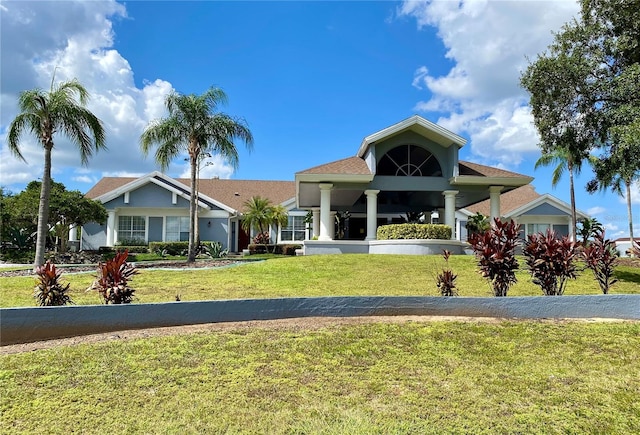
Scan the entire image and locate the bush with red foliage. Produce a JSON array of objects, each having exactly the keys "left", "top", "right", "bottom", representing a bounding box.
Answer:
[
  {"left": 436, "top": 249, "right": 458, "bottom": 296},
  {"left": 34, "top": 261, "right": 73, "bottom": 306},
  {"left": 467, "top": 218, "right": 521, "bottom": 297},
  {"left": 91, "top": 249, "right": 138, "bottom": 304},
  {"left": 582, "top": 229, "right": 618, "bottom": 294},
  {"left": 524, "top": 229, "right": 579, "bottom": 296}
]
